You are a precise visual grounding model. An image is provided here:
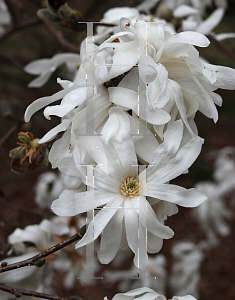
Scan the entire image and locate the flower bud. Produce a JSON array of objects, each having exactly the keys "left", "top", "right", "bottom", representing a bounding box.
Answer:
[
  {"left": 0, "top": 262, "right": 8, "bottom": 267},
  {"left": 34, "top": 258, "right": 46, "bottom": 267},
  {"left": 15, "top": 292, "right": 22, "bottom": 298}
]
